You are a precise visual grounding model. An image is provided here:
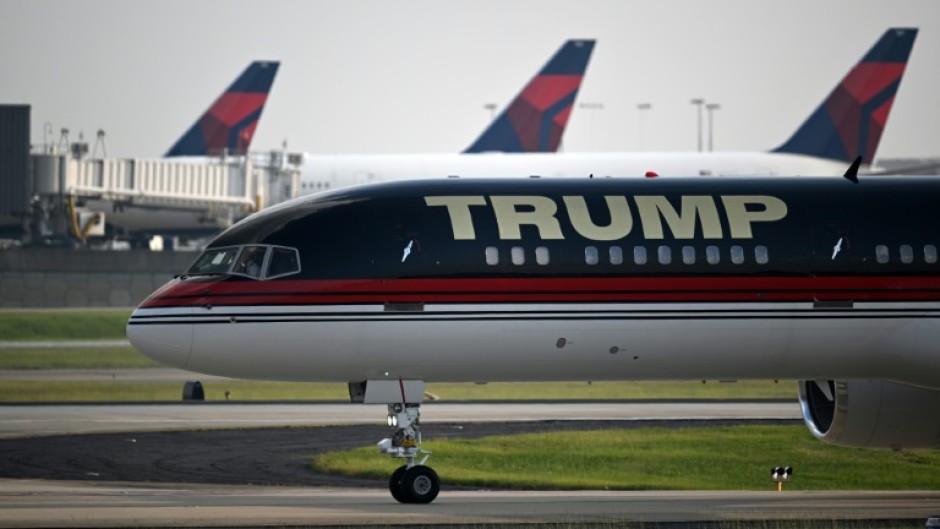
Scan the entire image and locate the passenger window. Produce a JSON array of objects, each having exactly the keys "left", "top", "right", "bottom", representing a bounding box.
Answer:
[
  {"left": 706, "top": 245, "right": 720, "bottom": 265},
  {"left": 234, "top": 246, "right": 267, "bottom": 278},
  {"left": 925, "top": 245, "right": 938, "bottom": 264},
  {"left": 658, "top": 246, "right": 671, "bottom": 265},
  {"left": 609, "top": 246, "right": 623, "bottom": 265},
  {"left": 266, "top": 247, "right": 301, "bottom": 278},
  {"left": 755, "top": 245, "right": 769, "bottom": 265},
  {"left": 875, "top": 245, "right": 889, "bottom": 264},
  {"left": 730, "top": 246, "right": 744, "bottom": 265},
  {"left": 536, "top": 246, "right": 550, "bottom": 265},
  {"left": 900, "top": 245, "right": 913, "bottom": 264},
  {"left": 512, "top": 246, "right": 525, "bottom": 265},
  {"left": 633, "top": 246, "right": 647, "bottom": 265},
  {"left": 682, "top": 246, "right": 695, "bottom": 265},
  {"left": 585, "top": 246, "right": 599, "bottom": 266},
  {"left": 485, "top": 247, "right": 499, "bottom": 266}
]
